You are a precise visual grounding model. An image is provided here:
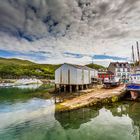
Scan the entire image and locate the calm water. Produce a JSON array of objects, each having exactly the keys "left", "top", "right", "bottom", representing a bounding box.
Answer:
[{"left": 0, "top": 86, "right": 140, "bottom": 140}]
